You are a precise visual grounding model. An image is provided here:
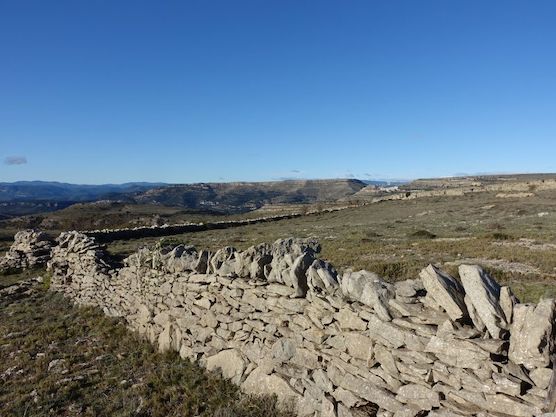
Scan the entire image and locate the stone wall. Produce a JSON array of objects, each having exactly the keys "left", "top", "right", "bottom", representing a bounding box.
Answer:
[
  {"left": 0, "top": 229, "right": 54, "bottom": 271},
  {"left": 81, "top": 206, "right": 355, "bottom": 244},
  {"left": 47, "top": 232, "right": 556, "bottom": 417}
]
